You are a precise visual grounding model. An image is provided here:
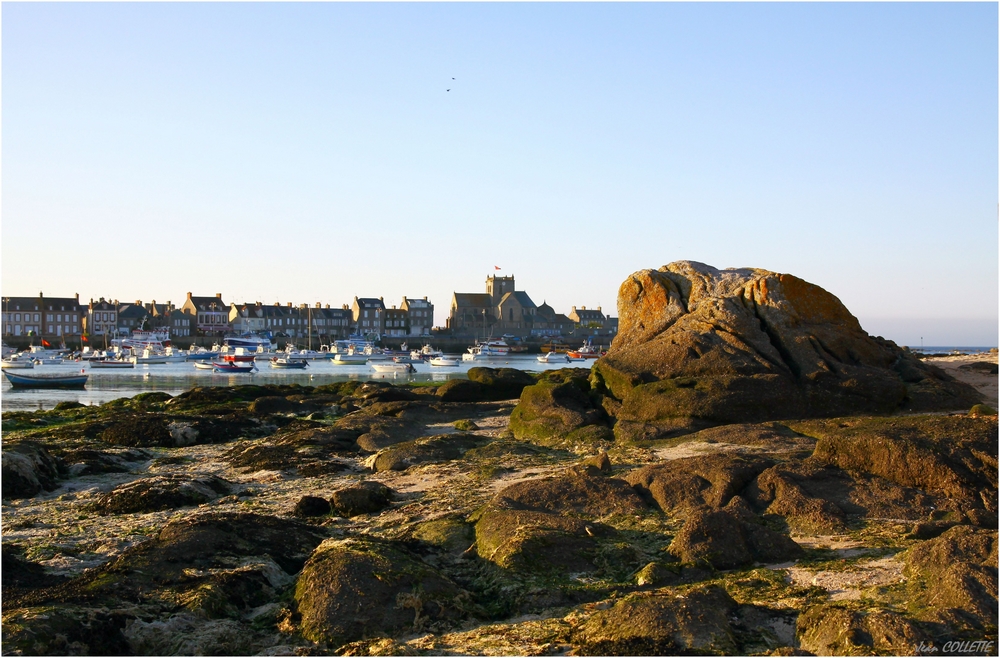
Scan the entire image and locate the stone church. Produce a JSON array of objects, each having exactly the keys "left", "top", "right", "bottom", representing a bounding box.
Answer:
[{"left": 447, "top": 275, "right": 573, "bottom": 338}]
